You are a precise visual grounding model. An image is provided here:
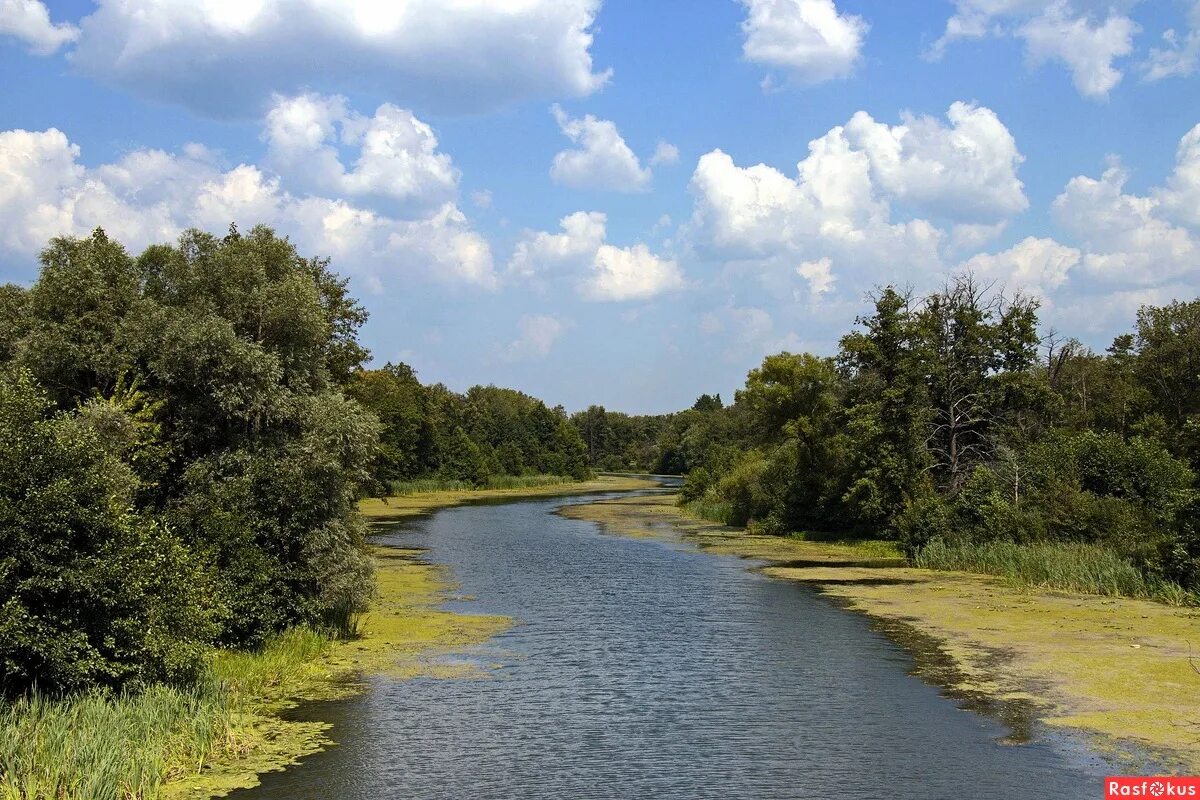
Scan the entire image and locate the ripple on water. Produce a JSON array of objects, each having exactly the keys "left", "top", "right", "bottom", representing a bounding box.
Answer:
[{"left": 232, "top": 493, "right": 1117, "bottom": 800}]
